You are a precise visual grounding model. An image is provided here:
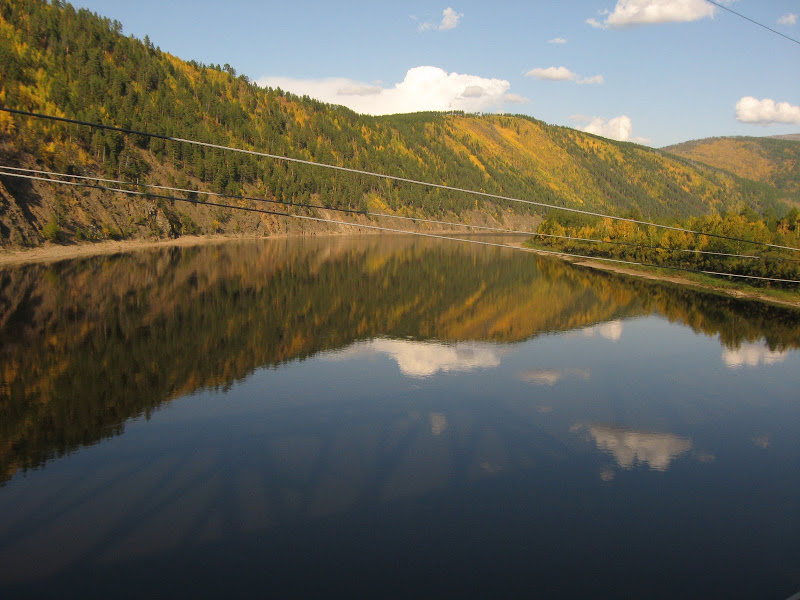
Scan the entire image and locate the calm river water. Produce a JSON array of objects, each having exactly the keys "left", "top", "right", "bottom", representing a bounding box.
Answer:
[{"left": 1, "top": 235, "right": 799, "bottom": 599}]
